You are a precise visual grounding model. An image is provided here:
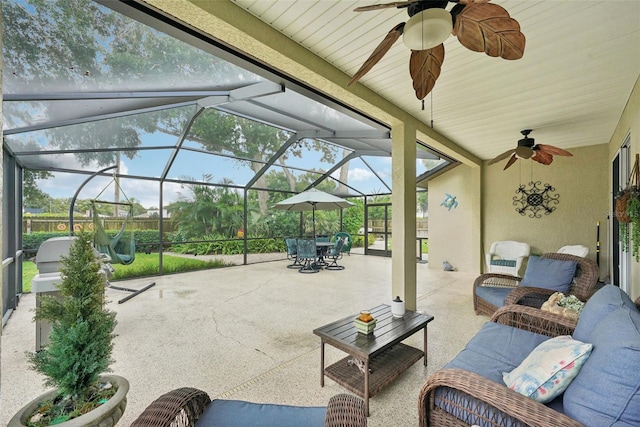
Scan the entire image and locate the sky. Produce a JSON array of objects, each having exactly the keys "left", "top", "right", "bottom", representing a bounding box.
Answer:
[{"left": 33, "top": 134, "right": 399, "bottom": 210}]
